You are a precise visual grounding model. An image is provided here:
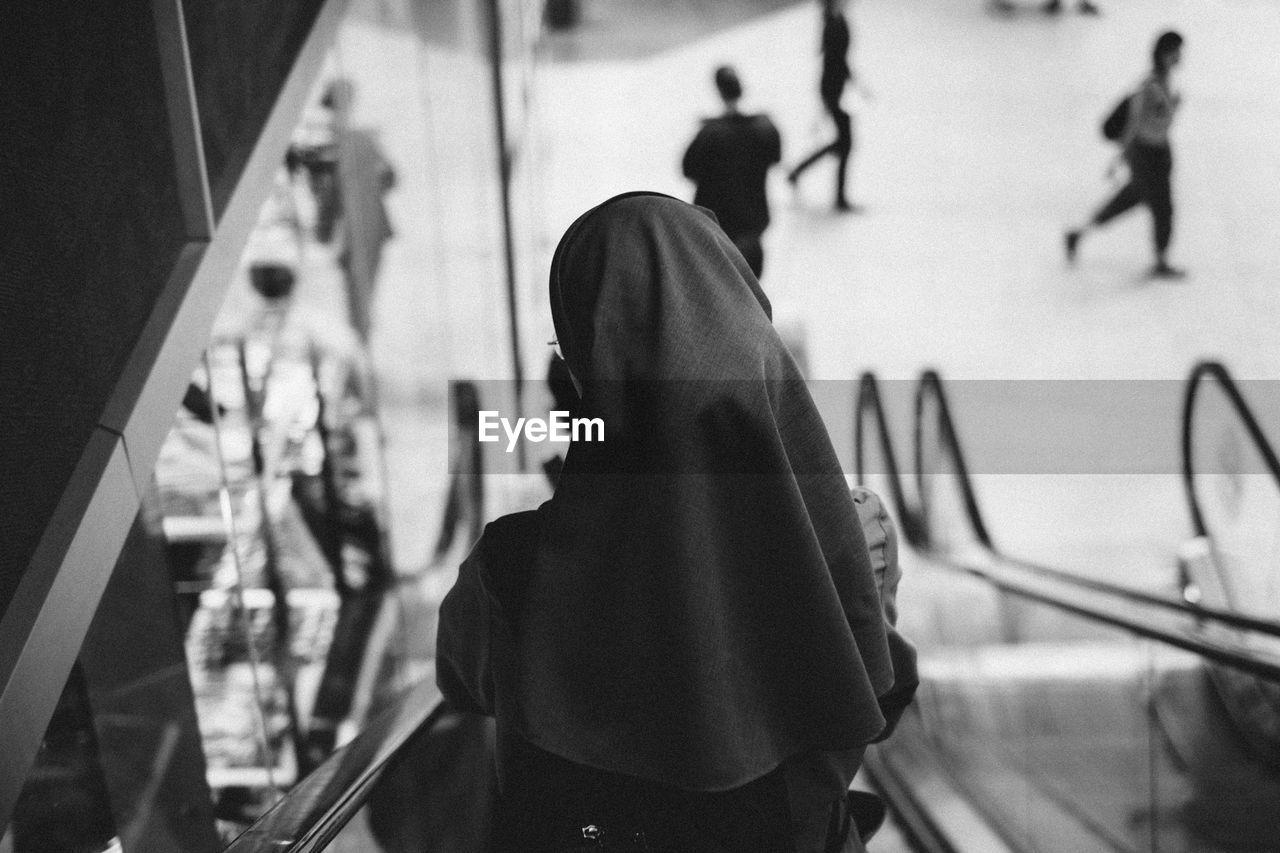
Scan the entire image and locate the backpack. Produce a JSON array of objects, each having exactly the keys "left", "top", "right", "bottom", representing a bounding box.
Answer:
[{"left": 1101, "top": 92, "right": 1134, "bottom": 142}]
